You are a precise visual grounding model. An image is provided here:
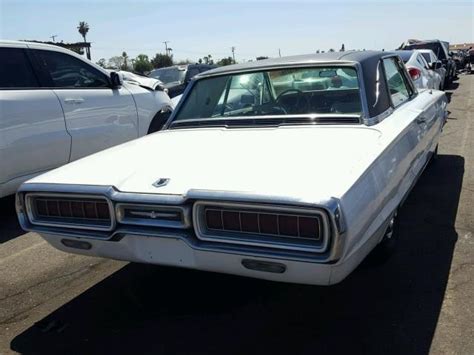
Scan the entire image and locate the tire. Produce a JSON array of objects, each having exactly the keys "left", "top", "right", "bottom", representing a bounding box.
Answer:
[
  {"left": 147, "top": 109, "right": 172, "bottom": 134},
  {"left": 367, "top": 213, "right": 399, "bottom": 265}
]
